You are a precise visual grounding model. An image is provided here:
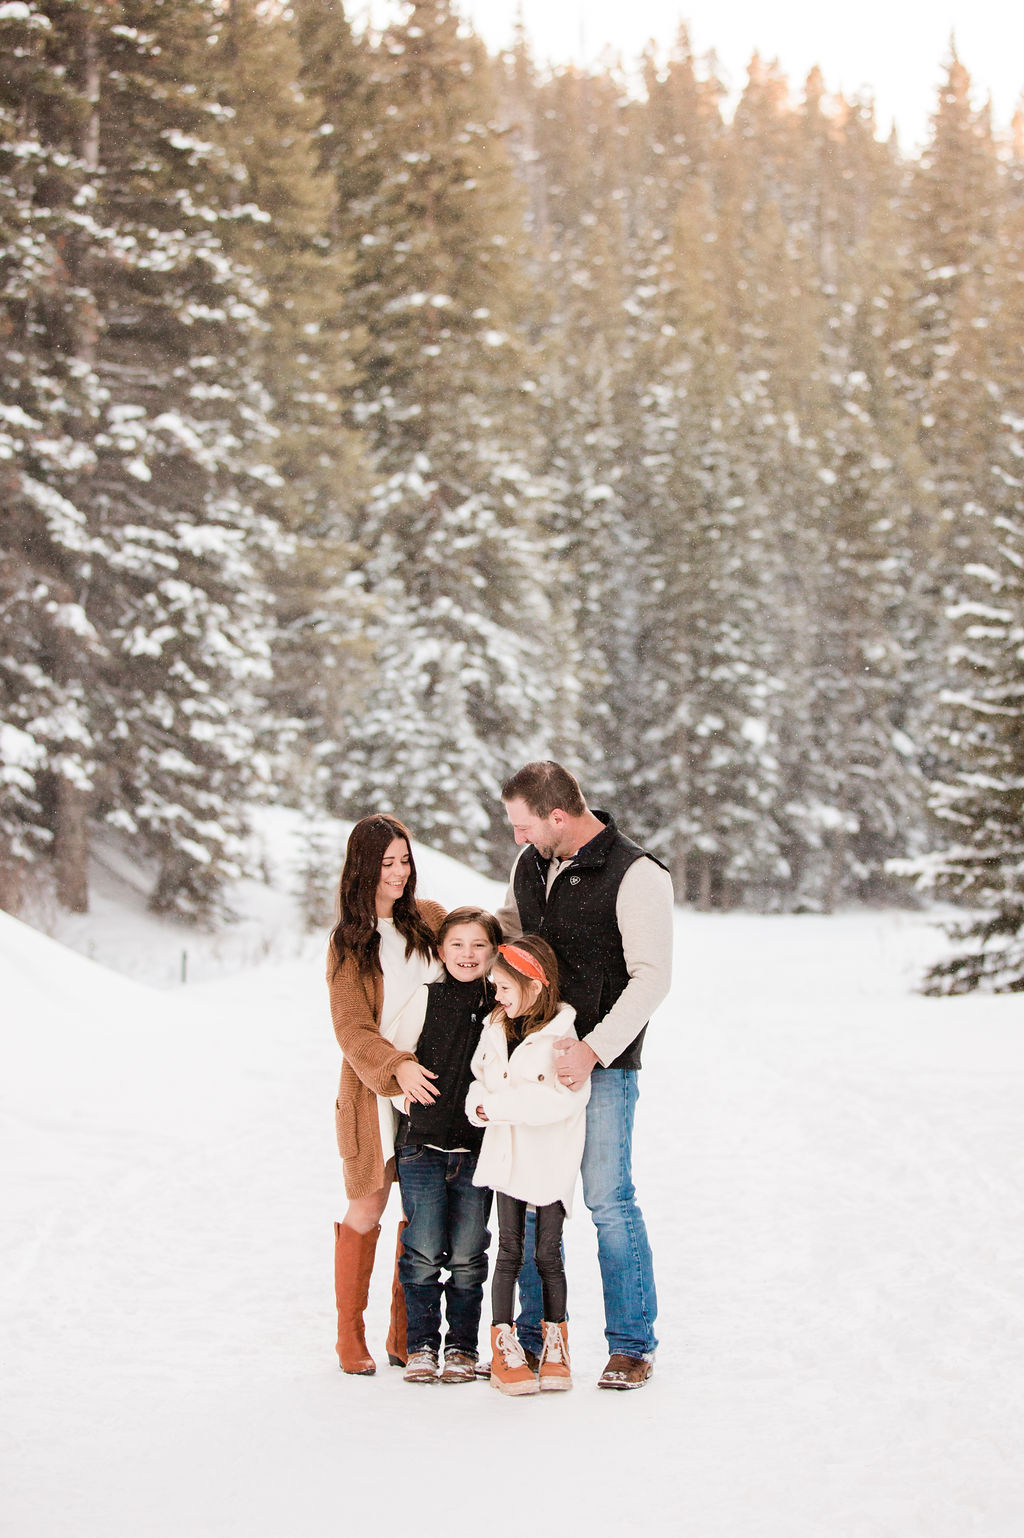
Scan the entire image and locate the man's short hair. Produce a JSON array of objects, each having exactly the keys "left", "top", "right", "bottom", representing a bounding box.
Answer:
[{"left": 501, "top": 761, "right": 587, "bottom": 818}]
